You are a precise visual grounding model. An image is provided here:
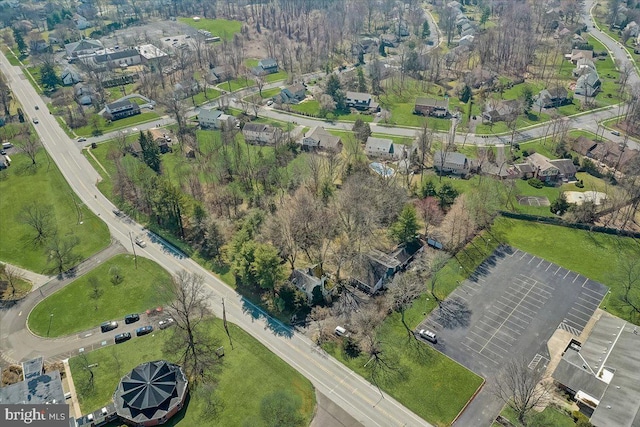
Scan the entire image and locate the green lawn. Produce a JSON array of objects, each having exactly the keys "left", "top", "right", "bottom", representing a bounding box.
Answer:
[
  {"left": 588, "top": 35, "right": 622, "bottom": 106},
  {"left": 0, "top": 151, "right": 109, "bottom": 272},
  {"left": 264, "top": 70, "right": 288, "bottom": 83},
  {"left": 177, "top": 18, "right": 242, "bottom": 41},
  {"left": 69, "top": 319, "right": 315, "bottom": 426},
  {"left": 73, "top": 112, "right": 160, "bottom": 137},
  {"left": 29, "top": 254, "right": 171, "bottom": 337},
  {"left": 219, "top": 77, "right": 255, "bottom": 92},
  {"left": 500, "top": 405, "right": 576, "bottom": 427},
  {"left": 289, "top": 100, "right": 375, "bottom": 123},
  {"left": 492, "top": 218, "right": 640, "bottom": 323},
  {"left": 378, "top": 79, "right": 451, "bottom": 129},
  {"left": 255, "top": 86, "right": 281, "bottom": 100},
  {"left": 190, "top": 88, "right": 222, "bottom": 106}
]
